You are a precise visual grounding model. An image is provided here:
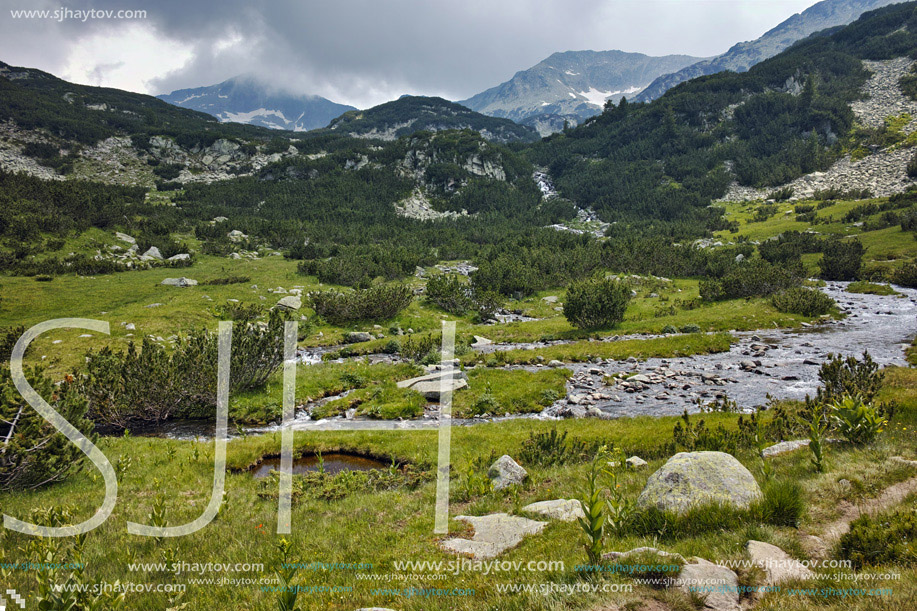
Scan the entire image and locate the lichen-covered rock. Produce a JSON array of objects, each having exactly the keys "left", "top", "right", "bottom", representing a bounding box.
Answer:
[
  {"left": 522, "top": 499, "right": 584, "bottom": 522},
  {"left": 487, "top": 455, "right": 527, "bottom": 490},
  {"left": 637, "top": 451, "right": 762, "bottom": 514}
]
